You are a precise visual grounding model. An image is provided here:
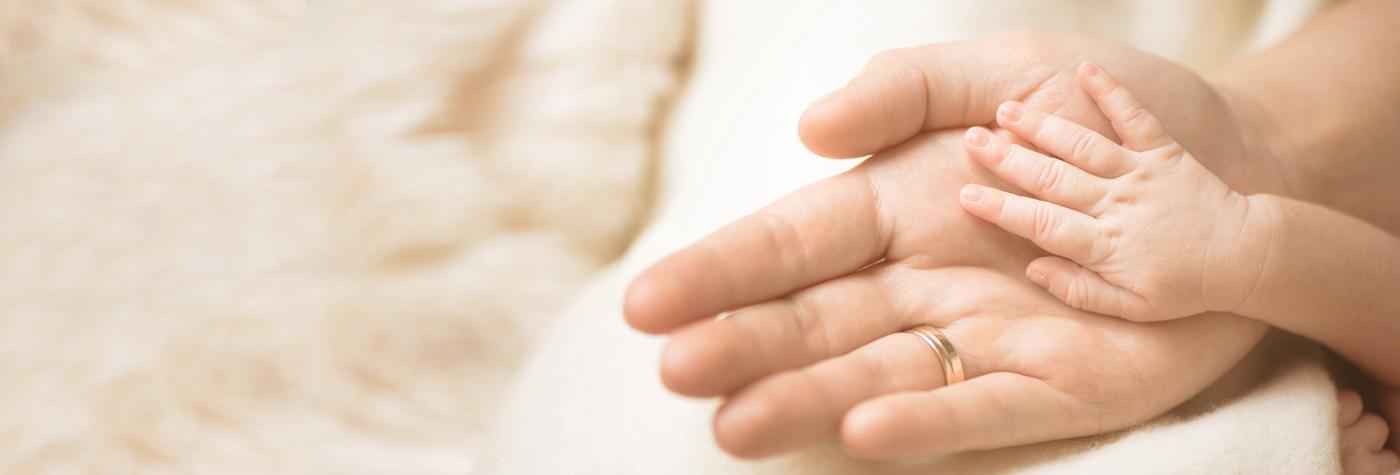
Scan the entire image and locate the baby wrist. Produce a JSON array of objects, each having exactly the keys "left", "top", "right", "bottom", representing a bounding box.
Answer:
[{"left": 1201, "top": 193, "right": 1277, "bottom": 314}]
